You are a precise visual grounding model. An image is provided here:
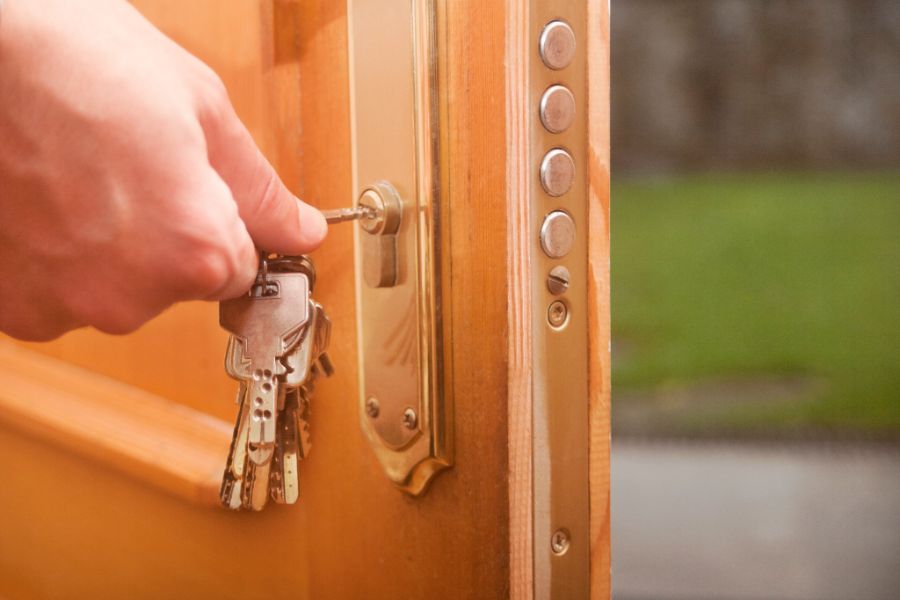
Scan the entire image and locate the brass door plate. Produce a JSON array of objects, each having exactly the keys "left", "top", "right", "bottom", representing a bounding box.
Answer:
[
  {"left": 347, "top": 0, "right": 451, "bottom": 495},
  {"left": 530, "top": 1, "right": 591, "bottom": 597}
]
